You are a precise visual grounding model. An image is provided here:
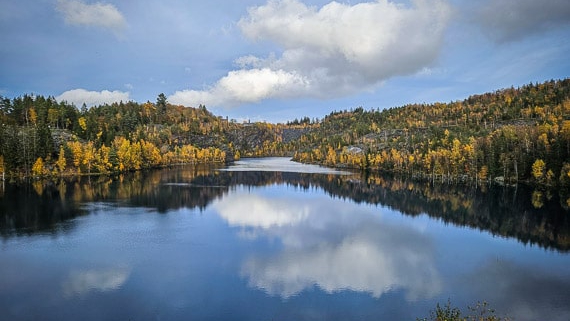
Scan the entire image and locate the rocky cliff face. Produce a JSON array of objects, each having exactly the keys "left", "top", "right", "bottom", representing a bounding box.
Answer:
[
  {"left": 226, "top": 124, "right": 278, "bottom": 151},
  {"left": 282, "top": 128, "right": 309, "bottom": 143},
  {"left": 225, "top": 125, "right": 310, "bottom": 152}
]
